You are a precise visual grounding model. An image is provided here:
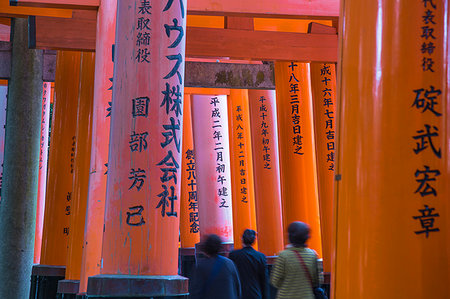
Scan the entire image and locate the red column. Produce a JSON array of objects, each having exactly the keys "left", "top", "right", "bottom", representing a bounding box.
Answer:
[
  {"left": 191, "top": 94, "right": 234, "bottom": 243},
  {"left": 33, "top": 82, "right": 51, "bottom": 264},
  {"left": 40, "top": 51, "right": 81, "bottom": 266},
  {"left": 275, "top": 62, "right": 323, "bottom": 256},
  {"left": 180, "top": 94, "right": 200, "bottom": 249},
  {"left": 79, "top": 0, "right": 116, "bottom": 293},
  {"left": 228, "top": 89, "right": 258, "bottom": 249},
  {"left": 89, "top": 0, "right": 188, "bottom": 295},
  {"left": 64, "top": 52, "right": 95, "bottom": 283},
  {"left": 310, "top": 63, "right": 337, "bottom": 273},
  {"left": 248, "top": 90, "right": 284, "bottom": 256}
]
